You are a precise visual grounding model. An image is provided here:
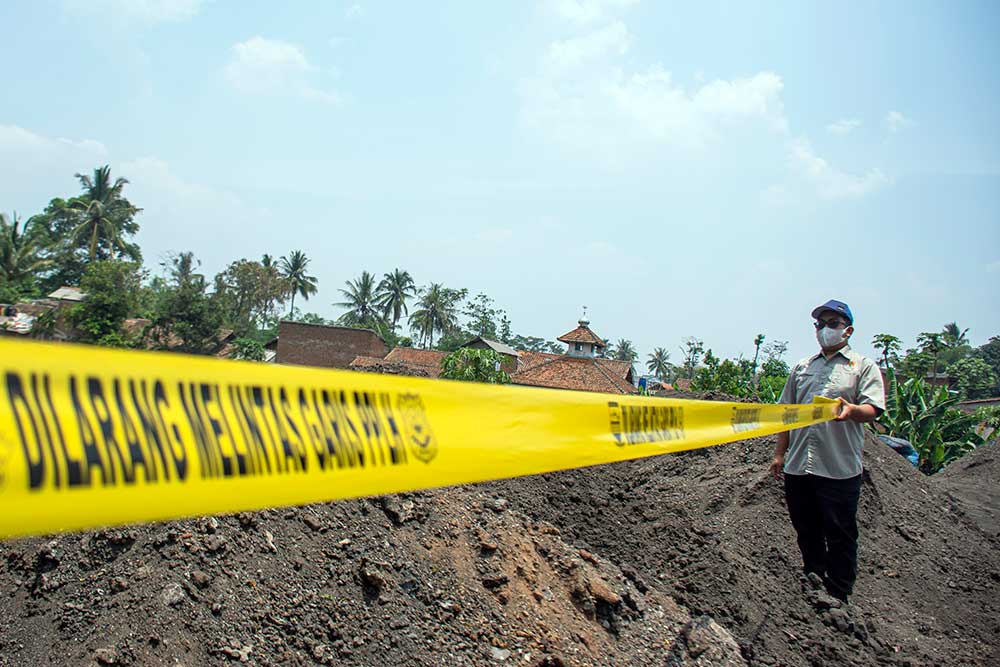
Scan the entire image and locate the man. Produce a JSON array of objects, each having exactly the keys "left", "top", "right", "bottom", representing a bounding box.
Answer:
[{"left": 770, "top": 299, "right": 885, "bottom": 604}]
